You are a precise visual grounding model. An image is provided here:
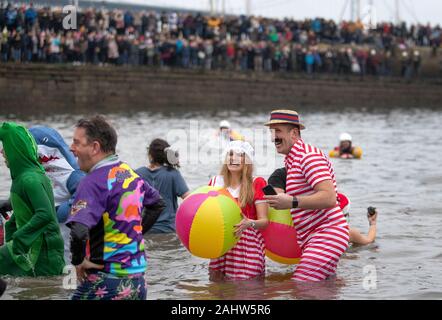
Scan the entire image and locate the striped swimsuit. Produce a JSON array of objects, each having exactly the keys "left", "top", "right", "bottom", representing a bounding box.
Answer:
[
  {"left": 208, "top": 176, "right": 267, "bottom": 280},
  {"left": 285, "top": 139, "right": 349, "bottom": 282}
]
